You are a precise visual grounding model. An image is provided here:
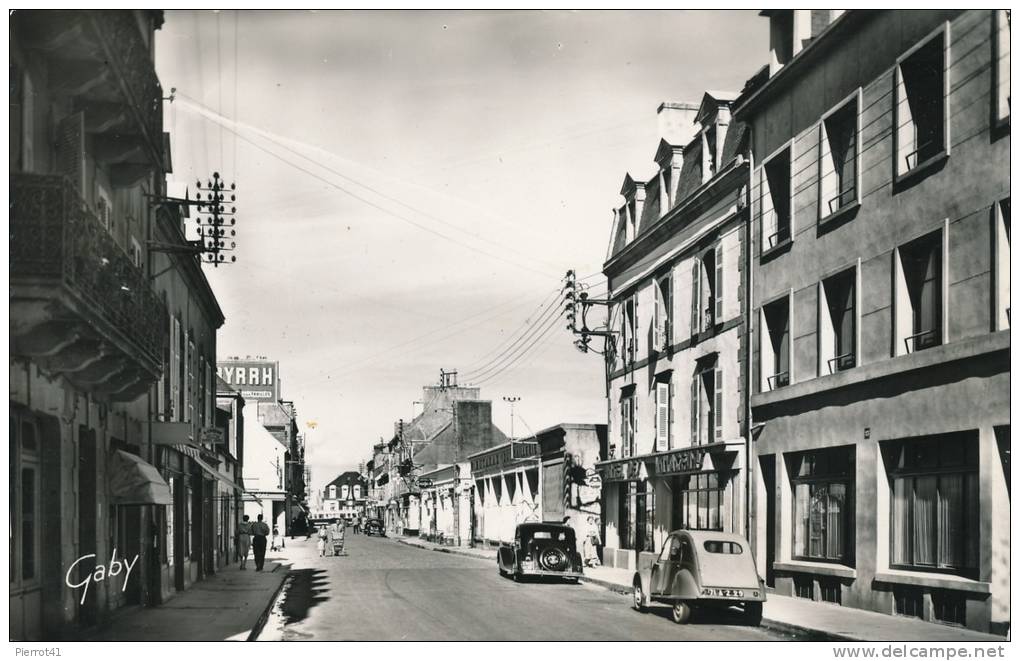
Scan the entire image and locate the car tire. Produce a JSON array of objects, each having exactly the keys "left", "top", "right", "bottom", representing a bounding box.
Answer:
[
  {"left": 632, "top": 579, "right": 647, "bottom": 613},
  {"left": 743, "top": 602, "right": 763, "bottom": 626},
  {"left": 672, "top": 602, "right": 692, "bottom": 625}
]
